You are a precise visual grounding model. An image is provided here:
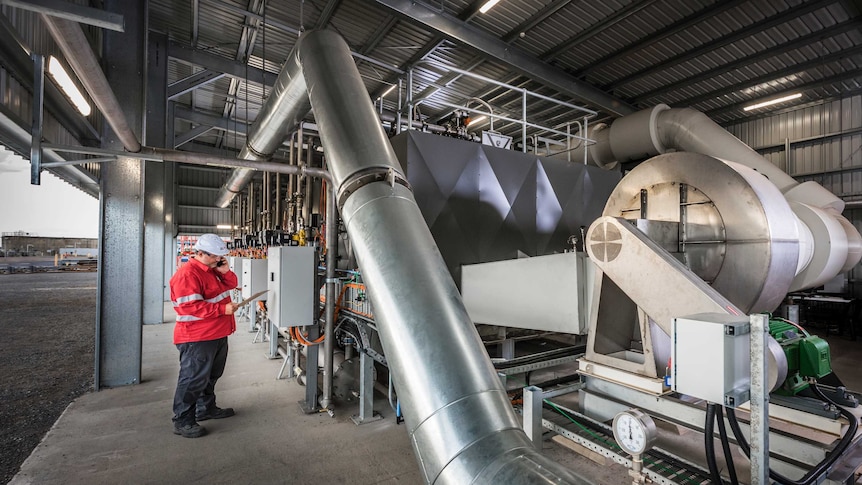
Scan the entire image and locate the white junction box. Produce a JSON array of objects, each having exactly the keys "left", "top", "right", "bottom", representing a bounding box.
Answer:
[
  {"left": 672, "top": 313, "right": 751, "bottom": 407},
  {"left": 228, "top": 256, "right": 246, "bottom": 289},
  {"left": 267, "top": 246, "right": 318, "bottom": 328},
  {"left": 241, "top": 259, "right": 268, "bottom": 300}
]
